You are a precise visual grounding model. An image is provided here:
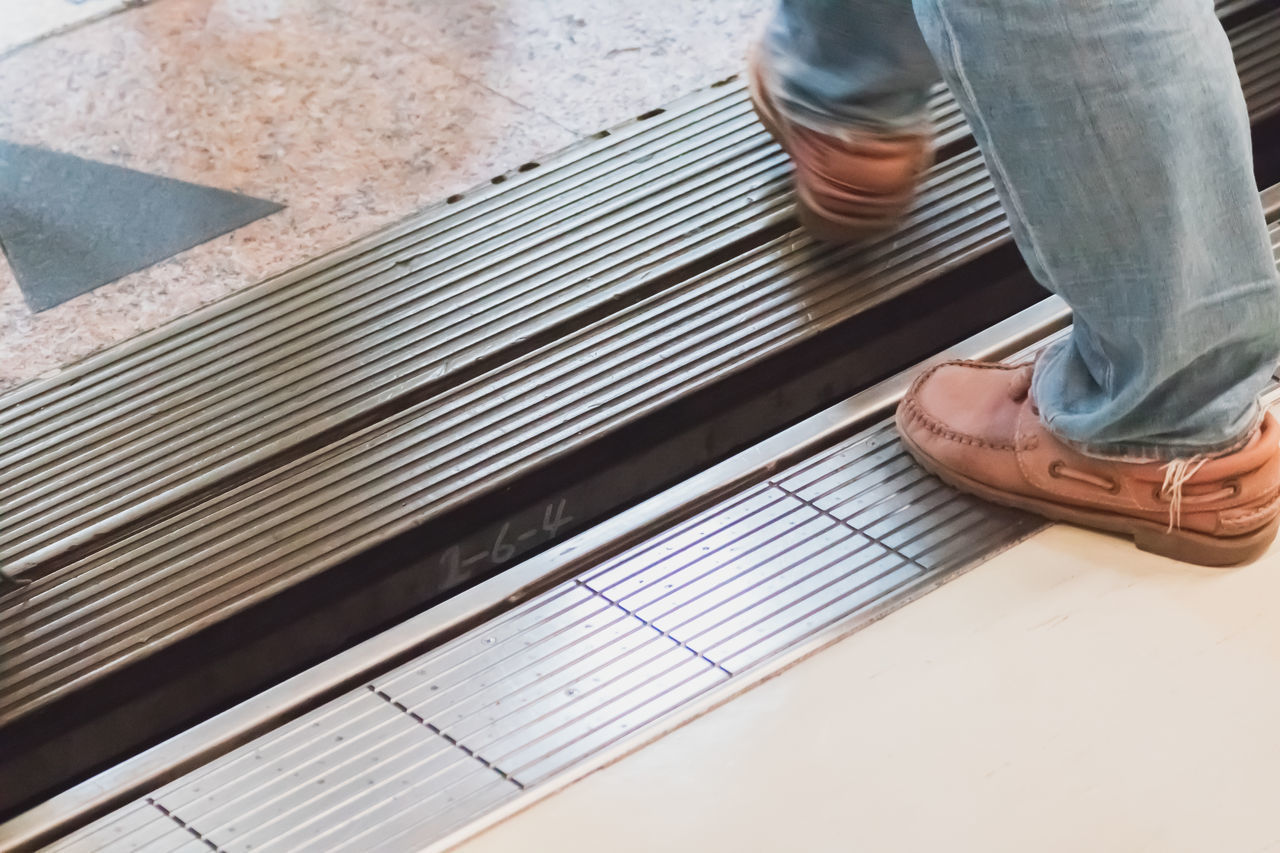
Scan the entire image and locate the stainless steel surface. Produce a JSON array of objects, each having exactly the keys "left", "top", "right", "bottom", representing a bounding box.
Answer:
[
  {"left": 370, "top": 584, "right": 730, "bottom": 787},
  {"left": 100, "top": 587, "right": 724, "bottom": 853},
  {"left": 162, "top": 691, "right": 519, "bottom": 853},
  {"left": 45, "top": 692, "right": 521, "bottom": 853},
  {"left": 1238, "top": 8, "right": 1280, "bottom": 120},
  {"left": 2, "top": 296, "right": 1071, "bottom": 853},
  {"left": 2, "top": 1, "right": 1273, "bottom": 583}
]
